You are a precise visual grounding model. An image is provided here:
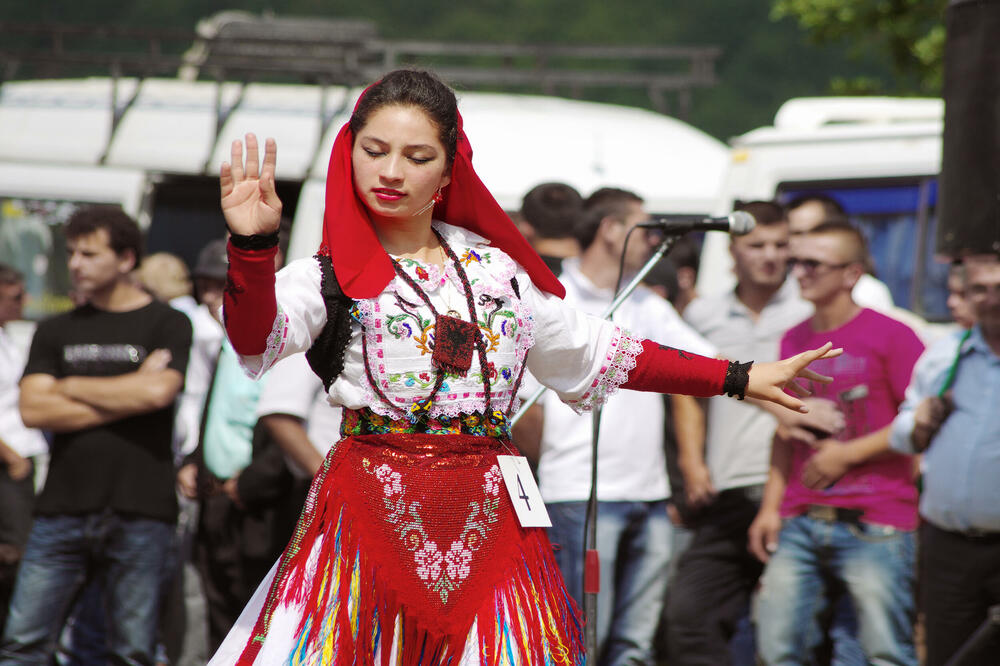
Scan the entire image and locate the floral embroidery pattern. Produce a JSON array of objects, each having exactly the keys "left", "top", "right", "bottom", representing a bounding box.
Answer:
[
  {"left": 484, "top": 465, "right": 502, "bottom": 495},
  {"left": 385, "top": 370, "right": 450, "bottom": 393},
  {"left": 385, "top": 293, "right": 434, "bottom": 356},
  {"left": 374, "top": 464, "right": 402, "bottom": 496},
  {"left": 363, "top": 459, "right": 502, "bottom": 604},
  {"left": 460, "top": 249, "right": 489, "bottom": 267},
  {"left": 444, "top": 541, "right": 472, "bottom": 581},
  {"left": 354, "top": 224, "right": 533, "bottom": 420},
  {"left": 475, "top": 294, "right": 517, "bottom": 354},
  {"left": 229, "top": 226, "right": 537, "bottom": 463},
  {"left": 395, "top": 257, "right": 447, "bottom": 288},
  {"left": 415, "top": 541, "right": 443, "bottom": 582}
]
